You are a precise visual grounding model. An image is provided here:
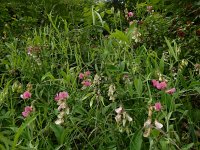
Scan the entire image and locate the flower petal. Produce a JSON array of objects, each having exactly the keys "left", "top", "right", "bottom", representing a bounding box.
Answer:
[{"left": 155, "top": 120, "right": 163, "bottom": 129}]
